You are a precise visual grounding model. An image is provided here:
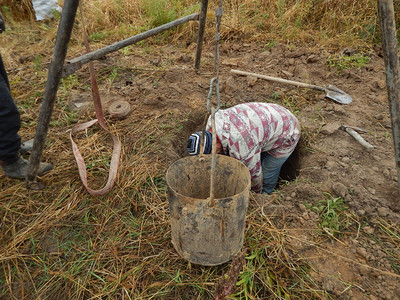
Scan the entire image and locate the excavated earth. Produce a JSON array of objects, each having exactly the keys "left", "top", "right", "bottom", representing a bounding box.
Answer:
[
  {"left": 4, "top": 36, "right": 400, "bottom": 298},
  {"left": 81, "top": 40, "right": 399, "bottom": 299}
]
